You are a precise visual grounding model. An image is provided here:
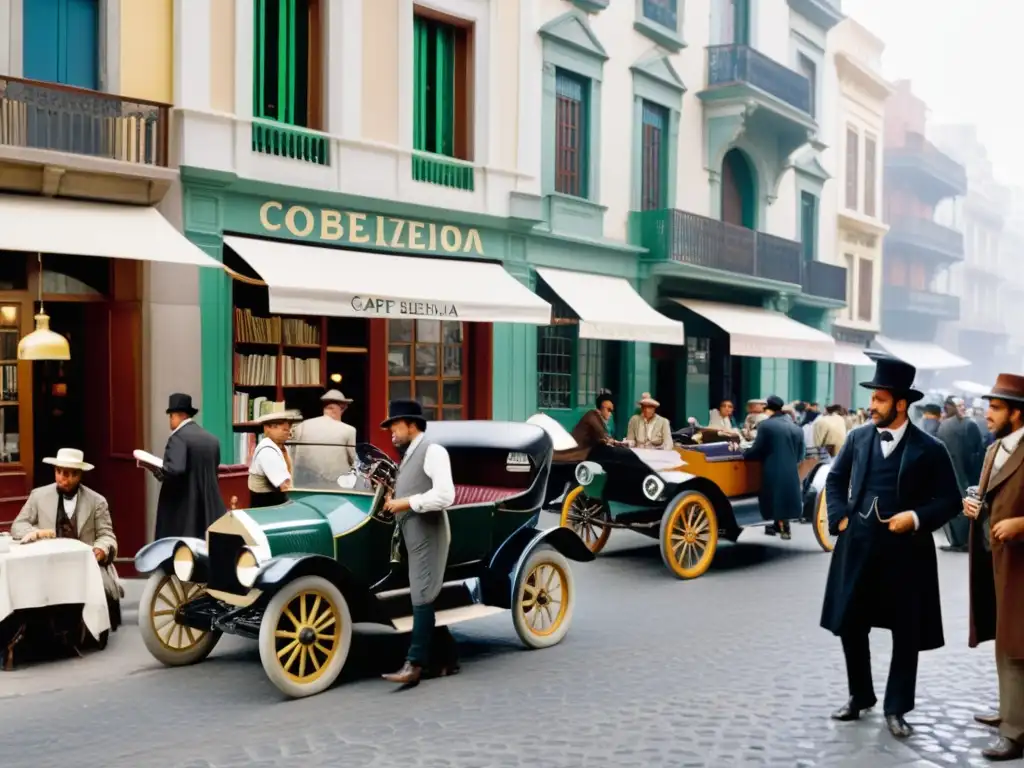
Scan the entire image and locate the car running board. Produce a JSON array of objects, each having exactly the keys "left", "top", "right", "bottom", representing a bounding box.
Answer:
[{"left": 391, "top": 604, "right": 505, "bottom": 632}]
